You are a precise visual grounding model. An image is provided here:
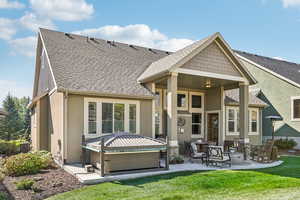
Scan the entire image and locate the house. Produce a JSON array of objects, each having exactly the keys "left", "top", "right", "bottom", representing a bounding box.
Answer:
[
  {"left": 0, "top": 108, "right": 7, "bottom": 119},
  {"left": 30, "top": 28, "right": 266, "bottom": 164},
  {"left": 236, "top": 51, "right": 300, "bottom": 148}
]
